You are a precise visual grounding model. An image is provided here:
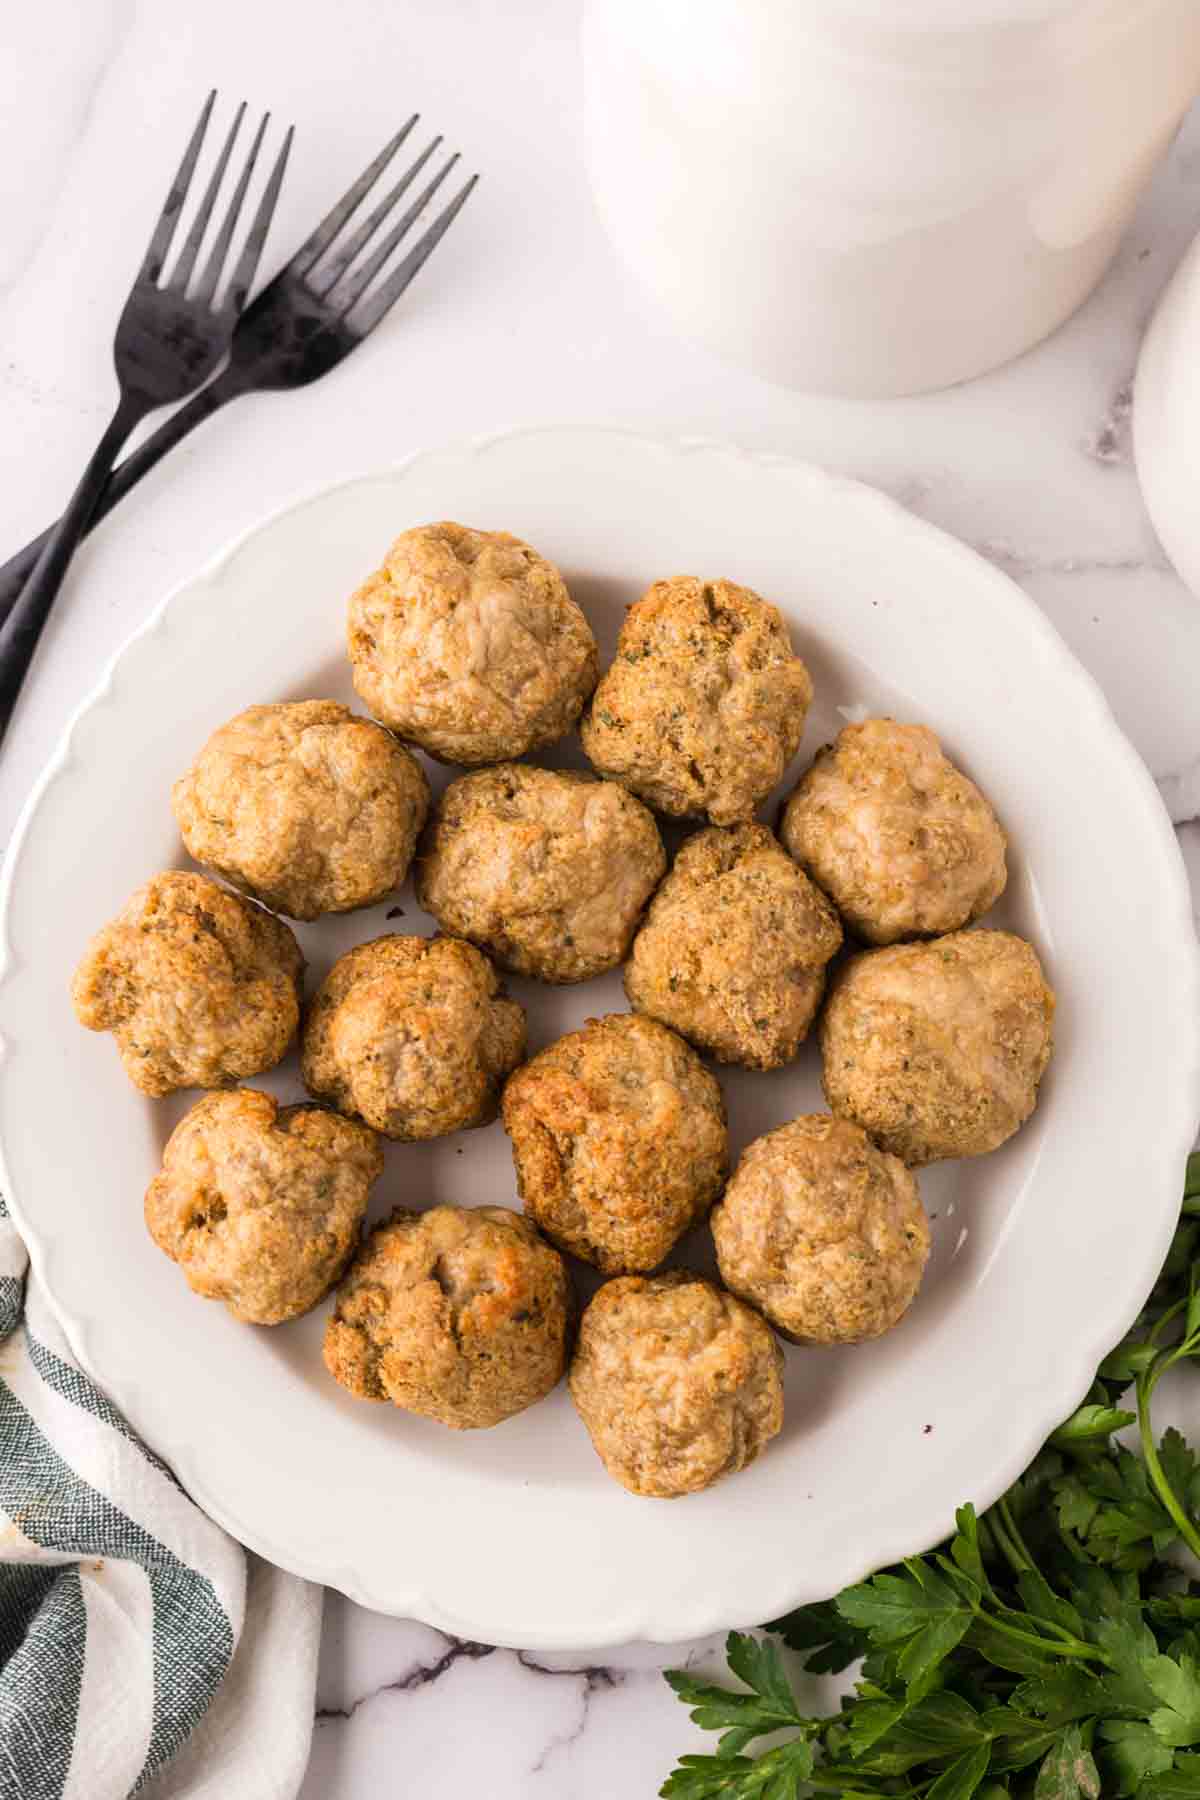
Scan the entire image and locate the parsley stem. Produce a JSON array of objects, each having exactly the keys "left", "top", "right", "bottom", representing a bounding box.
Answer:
[
  {"left": 985, "top": 1504, "right": 1036, "bottom": 1576},
  {"left": 995, "top": 1497, "right": 1038, "bottom": 1574},
  {"left": 978, "top": 1608, "right": 1109, "bottom": 1665},
  {"left": 806, "top": 1778, "right": 920, "bottom": 1798},
  {"left": 1137, "top": 1362, "right": 1200, "bottom": 1563},
  {"left": 1145, "top": 1294, "right": 1189, "bottom": 1351}
]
